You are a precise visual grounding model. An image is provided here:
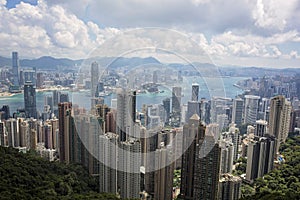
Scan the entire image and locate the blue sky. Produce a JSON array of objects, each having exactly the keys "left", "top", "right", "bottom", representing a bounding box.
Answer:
[{"left": 0, "top": 0, "right": 299, "bottom": 68}]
